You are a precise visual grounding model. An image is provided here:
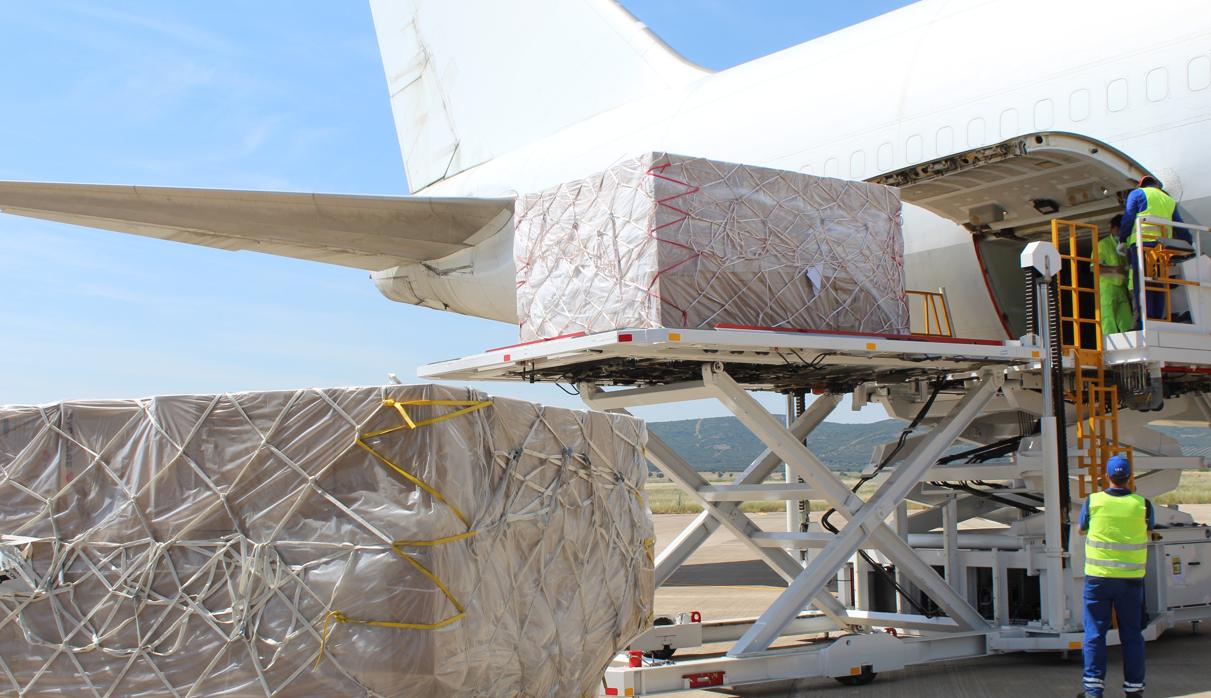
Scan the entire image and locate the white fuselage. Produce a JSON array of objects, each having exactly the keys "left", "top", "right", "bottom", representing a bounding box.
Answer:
[{"left": 408, "top": 0, "right": 1211, "bottom": 340}]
